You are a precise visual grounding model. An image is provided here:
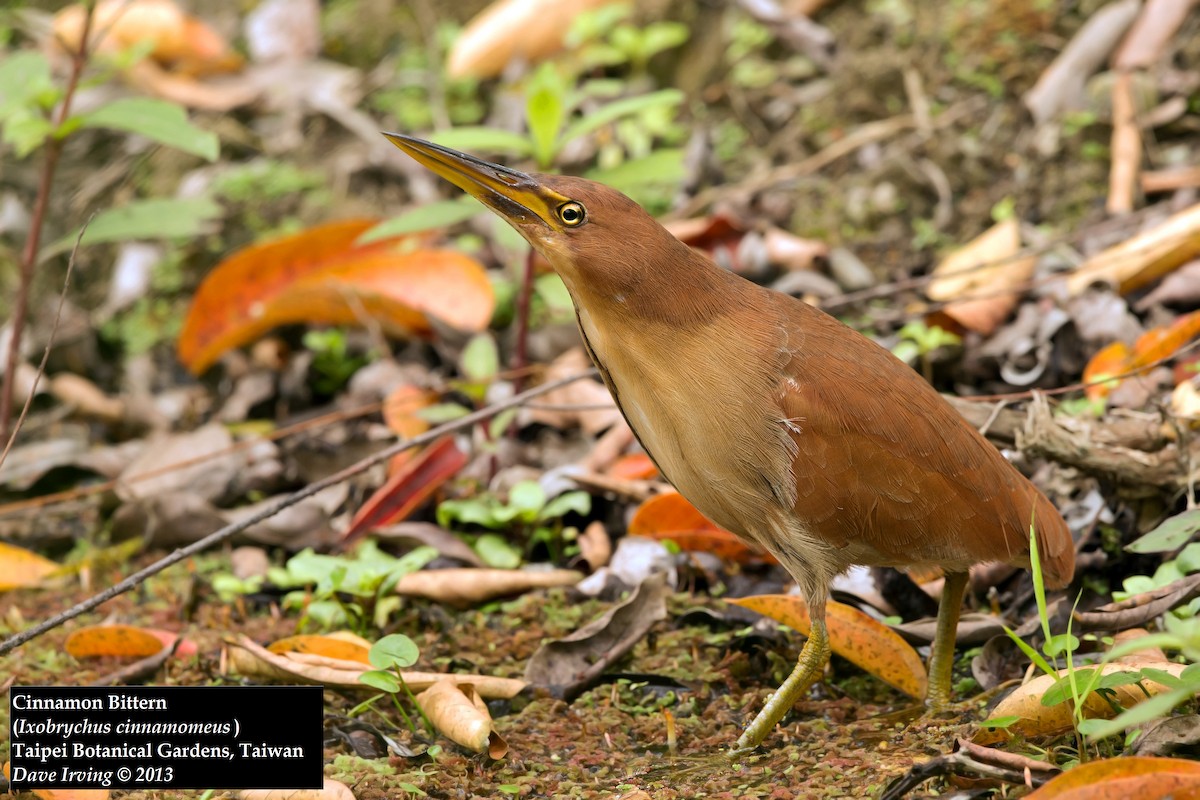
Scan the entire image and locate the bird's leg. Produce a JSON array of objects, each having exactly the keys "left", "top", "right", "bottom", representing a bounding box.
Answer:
[
  {"left": 926, "top": 571, "right": 969, "bottom": 709},
  {"left": 732, "top": 595, "right": 830, "bottom": 754}
]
